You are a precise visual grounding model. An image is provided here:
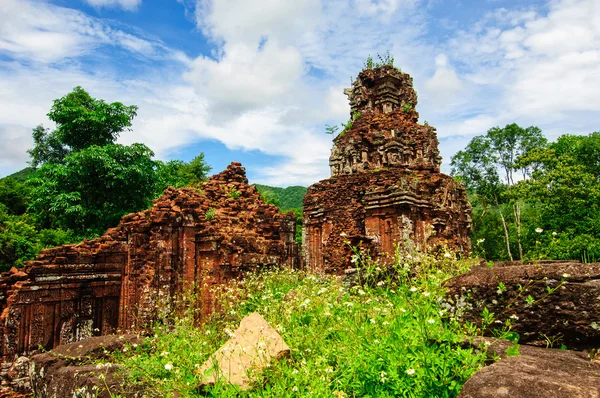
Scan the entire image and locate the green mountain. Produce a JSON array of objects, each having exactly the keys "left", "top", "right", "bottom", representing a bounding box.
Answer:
[
  {"left": 253, "top": 184, "right": 307, "bottom": 211},
  {"left": 2, "top": 167, "right": 36, "bottom": 182}
]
